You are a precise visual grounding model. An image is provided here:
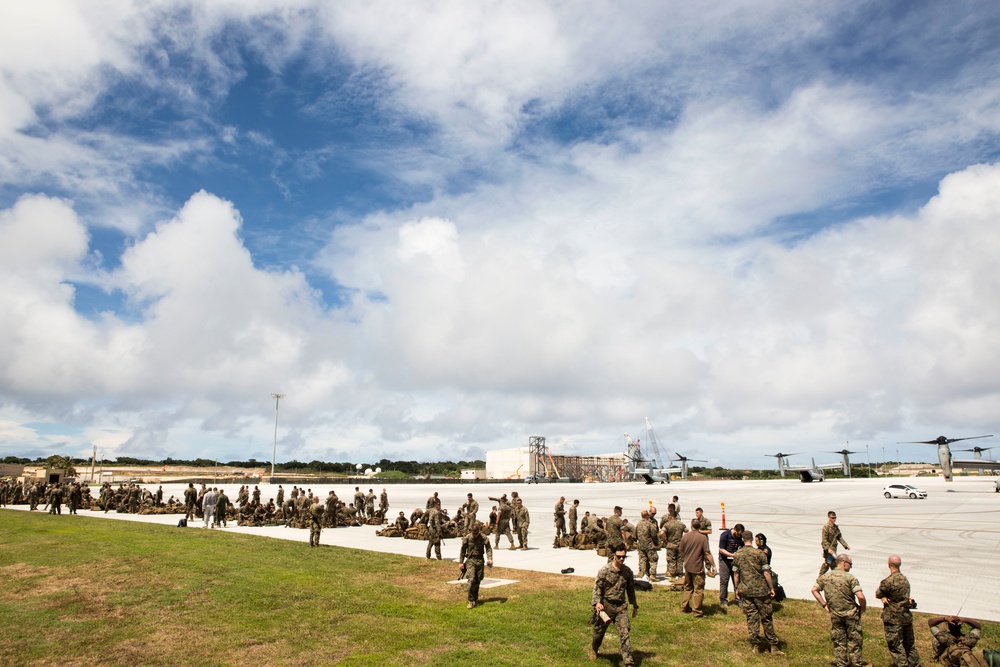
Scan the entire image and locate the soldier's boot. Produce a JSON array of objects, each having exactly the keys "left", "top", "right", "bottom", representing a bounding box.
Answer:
[
  {"left": 508, "top": 544, "right": 516, "bottom": 550},
  {"left": 769, "top": 645, "right": 784, "bottom": 656},
  {"left": 466, "top": 601, "right": 475, "bottom": 609},
  {"left": 587, "top": 646, "right": 598, "bottom": 661}
]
